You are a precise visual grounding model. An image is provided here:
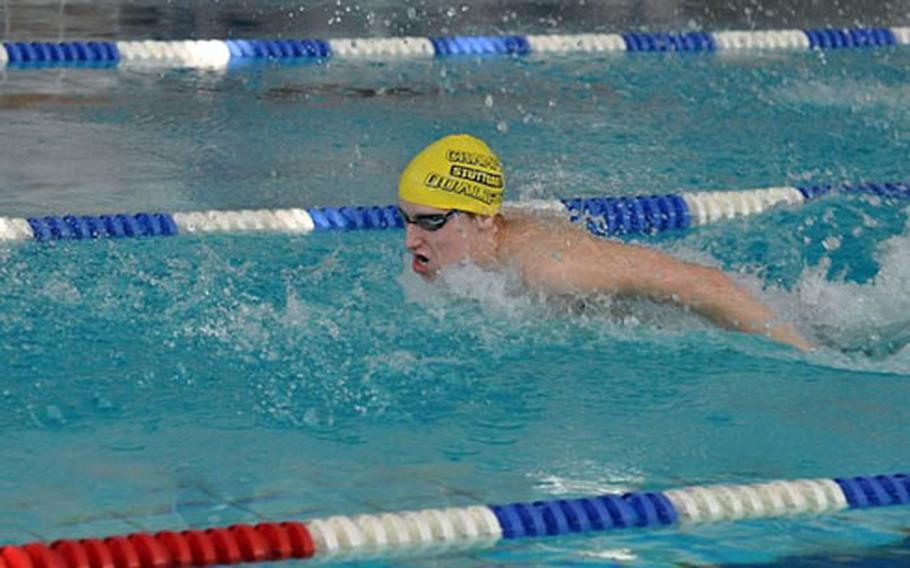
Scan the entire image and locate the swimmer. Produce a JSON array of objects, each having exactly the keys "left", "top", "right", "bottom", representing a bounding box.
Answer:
[{"left": 398, "top": 134, "right": 813, "bottom": 351}]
